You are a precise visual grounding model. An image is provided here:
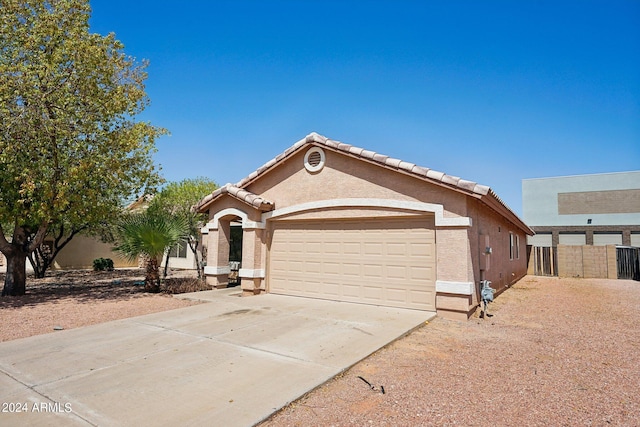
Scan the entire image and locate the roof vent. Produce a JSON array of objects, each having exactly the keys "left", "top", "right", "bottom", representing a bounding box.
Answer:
[
  {"left": 308, "top": 151, "right": 322, "bottom": 166},
  {"left": 304, "top": 147, "right": 325, "bottom": 173}
]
